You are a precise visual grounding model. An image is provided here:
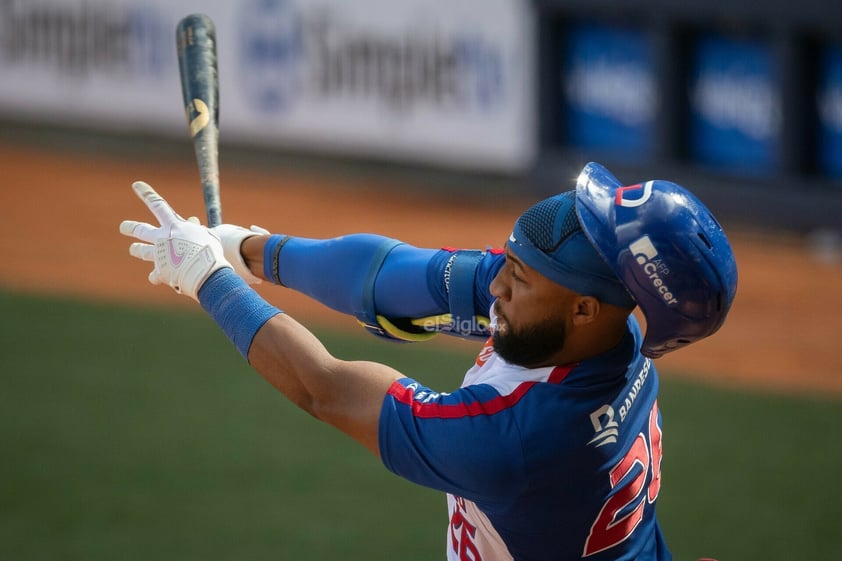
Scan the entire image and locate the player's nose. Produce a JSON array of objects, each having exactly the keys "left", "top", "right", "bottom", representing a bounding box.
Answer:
[{"left": 489, "top": 267, "right": 510, "bottom": 300}]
